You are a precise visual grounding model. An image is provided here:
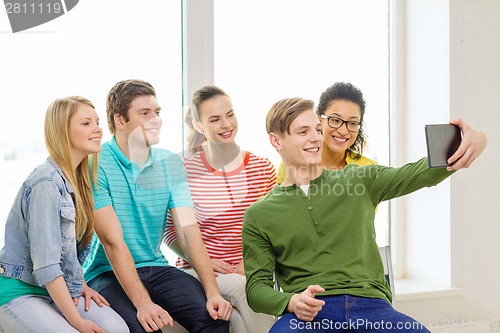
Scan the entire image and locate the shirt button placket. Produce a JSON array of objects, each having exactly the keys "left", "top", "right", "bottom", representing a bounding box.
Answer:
[{"left": 308, "top": 205, "right": 319, "bottom": 227}]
